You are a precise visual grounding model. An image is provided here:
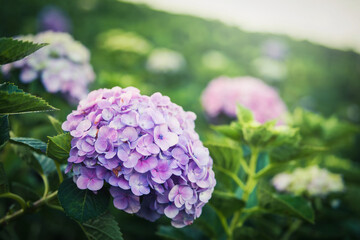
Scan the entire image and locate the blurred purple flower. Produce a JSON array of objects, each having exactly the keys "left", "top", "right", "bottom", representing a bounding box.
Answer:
[{"left": 38, "top": 6, "right": 72, "bottom": 33}]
